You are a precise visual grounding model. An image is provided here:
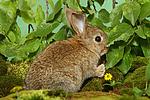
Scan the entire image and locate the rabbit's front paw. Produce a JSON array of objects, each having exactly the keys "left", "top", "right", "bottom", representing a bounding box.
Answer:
[{"left": 96, "top": 64, "right": 105, "bottom": 77}]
